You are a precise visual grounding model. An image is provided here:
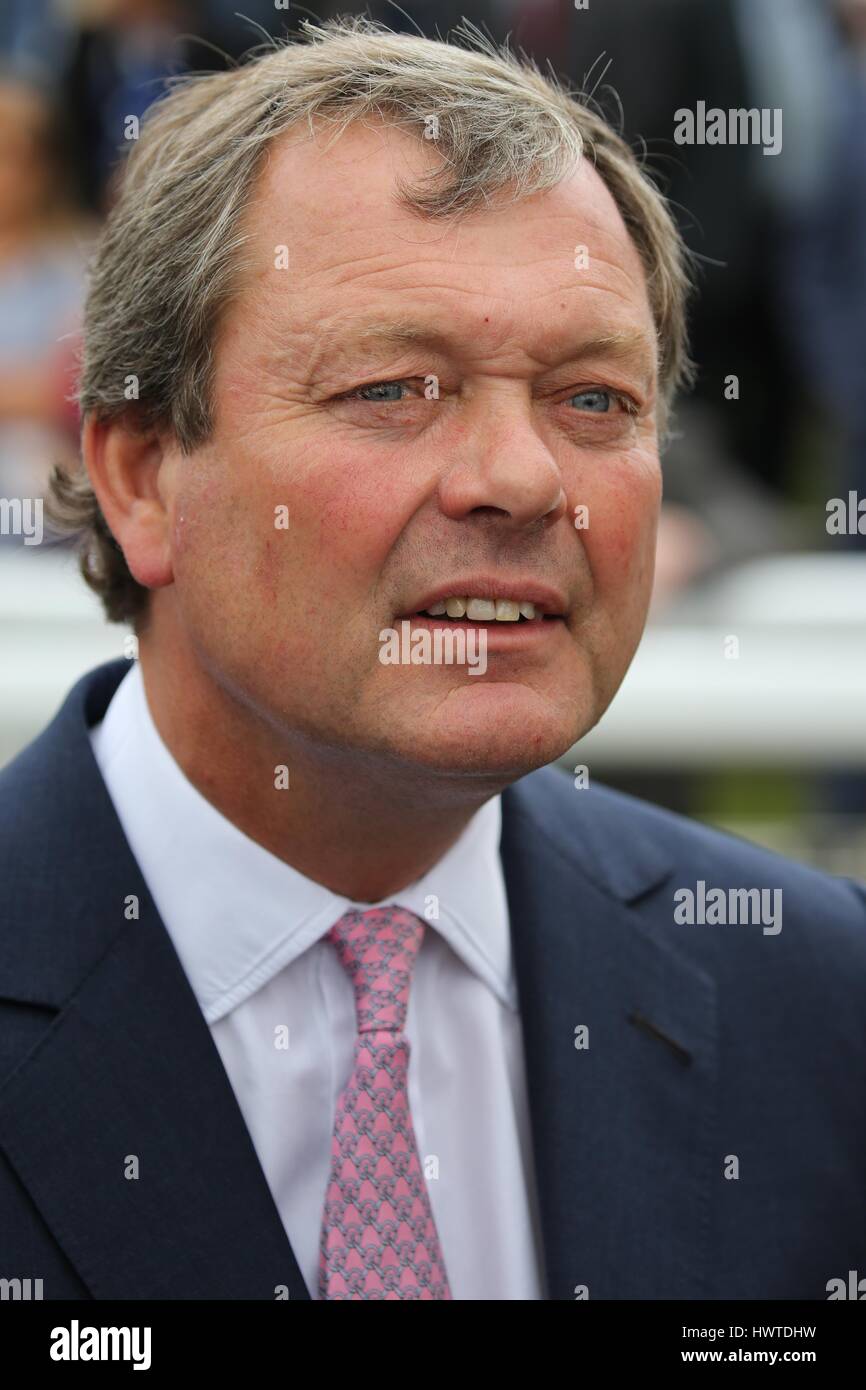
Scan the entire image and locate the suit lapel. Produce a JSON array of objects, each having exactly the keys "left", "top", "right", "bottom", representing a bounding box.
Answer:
[
  {"left": 501, "top": 774, "right": 718, "bottom": 1299},
  {"left": 0, "top": 661, "right": 310, "bottom": 1299}
]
